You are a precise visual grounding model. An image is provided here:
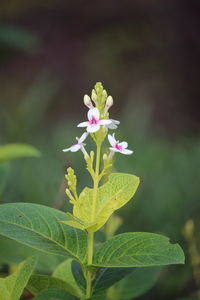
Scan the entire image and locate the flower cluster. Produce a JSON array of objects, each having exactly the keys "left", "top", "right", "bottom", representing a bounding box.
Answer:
[{"left": 63, "top": 83, "right": 133, "bottom": 156}]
